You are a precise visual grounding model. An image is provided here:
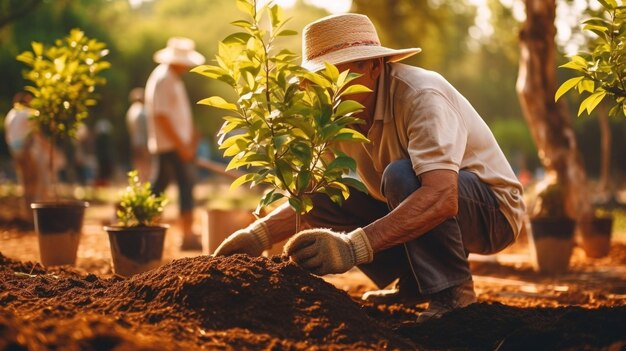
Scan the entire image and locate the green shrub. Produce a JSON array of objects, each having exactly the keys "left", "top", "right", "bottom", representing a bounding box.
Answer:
[
  {"left": 116, "top": 171, "right": 168, "bottom": 227},
  {"left": 555, "top": 0, "right": 626, "bottom": 117}
]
